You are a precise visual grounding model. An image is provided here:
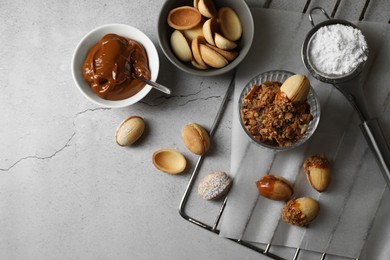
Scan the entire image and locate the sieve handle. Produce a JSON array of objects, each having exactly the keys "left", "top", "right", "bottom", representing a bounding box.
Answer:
[
  {"left": 308, "top": 7, "right": 331, "bottom": 27},
  {"left": 360, "top": 118, "right": 390, "bottom": 189}
]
